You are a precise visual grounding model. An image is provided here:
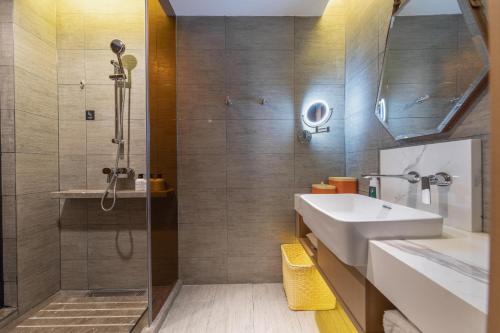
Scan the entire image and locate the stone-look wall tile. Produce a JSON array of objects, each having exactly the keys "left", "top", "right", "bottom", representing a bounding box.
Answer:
[
  {"left": 4, "top": 282, "right": 17, "bottom": 307},
  {"left": 226, "top": 84, "right": 294, "bottom": 120},
  {"left": 177, "top": 49, "right": 225, "bottom": 86},
  {"left": 228, "top": 188, "right": 294, "bottom": 225},
  {"left": 3, "top": 238, "right": 17, "bottom": 282},
  {"left": 179, "top": 120, "right": 227, "bottom": 154},
  {"left": 85, "top": 13, "right": 145, "bottom": 50},
  {"left": 13, "top": 24, "right": 57, "bottom": 82},
  {"left": 0, "top": 22, "right": 14, "bottom": 66},
  {"left": 228, "top": 256, "right": 282, "bottom": 283},
  {"left": 295, "top": 16, "right": 345, "bottom": 51},
  {"left": 16, "top": 193, "right": 59, "bottom": 236},
  {"left": 13, "top": 0, "right": 56, "bottom": 47},
  {"left": 177, "top": 85, "right": 226, "bottom": 120},
  {"left": 226, "top": 50, "right": 294, "bottom": 86},
  {"left": 61, "top": 260, "right": 88, "bottom": 290},
  {"left": 60, "top": 199, "right": 87, "bottom": 226},
  {"left": 17, "top": 227, "right": 60, "bottom": 312},
  {"left": 180, "top": 257, "right": 227, "bottom": 284},
  {"left": 16, "top": 153, "right": 58, "bottom": 194},
  {"left": 178, "top": 11, "right": 346, "bottom": 283},
  {"left": 88, "top": 225, "right": 147, "bottom": 261},
  {"left": 1, "top": 153, "right": 15, "bottom": 195},
  {"left": 179, "top": 224, "right": 227, "bottom": 258},
  {"left": 178, "top": 154, "right": 226, "bottom": 188},
  {"left": 86, "top": 84, "right": 146, "bottom": 120},
  {"left": 0, "top": 0, "right": 13, "bottom": 23},
  {"left": 15, "top": 67, "right": 58, "bottom": 119},
  {"left": 226, "top": 17, "right": 294, "bottom": 50},
  {"left": 1, "top": 108, "right": 15, "bottom": 152},
  {"left": 59, "top": 155, "right": 86, "bottom": 190},
  {"left": 179, "top": 188, "right": 227, "bottom": 225},
  {"left": 294, "top": 48, "right": 345, "bottom": 85},
  {"left": 0, "top": 66, "right": 15, "bottom": 109},
  {"left": 227, "top": 120, "right": 294, "bottom": 154},
  {"left": 57, "top": 49, "right": 85, "bottom": 84},
  {"left": 58, "top": 85, "right": 85, "bottom": 120},
  {"left": 56, "top": 13, "right": 84, "bottom": 49},
  {"left": 228, "top": 223, "right": 295, "bottom": 257},
  {"left": 61, "top": 225, "right": 87, "bottom": 260},
  {"left": 60, "top": 121, "right": 86, "bottom": 155},
  {"left": 2, "top": 195, "right": 16, "bottom": 238},
  {"left": 228, "top": 154, "right": 294, "bottom": 189},
  {"left": 88, "top": 259, "right": 146, "bottom": 290},
  {"left": 86, "top": 120, "right": 146, "bottom": 156},
  {"left": 87, "top": 199, "right": 146, "bottom": 226},
  {"left": 294, "top": 153, "right": 345, "bottom": 187},
  {"left": 15, "top": 111, "right": 58, "bottom": 154},
  {"left": 178, "top": 17, "right": 225, "bottom": 50}
]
